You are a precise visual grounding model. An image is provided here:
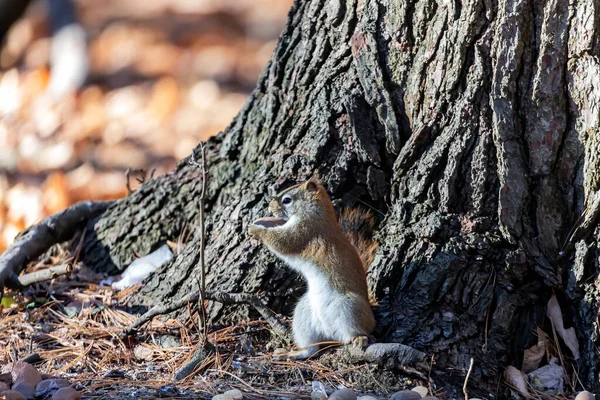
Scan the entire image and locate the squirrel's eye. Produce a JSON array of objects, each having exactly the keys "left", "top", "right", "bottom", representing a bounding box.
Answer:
[{"left": 281, "top": 196, "right": 292, "bottom": 205}]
